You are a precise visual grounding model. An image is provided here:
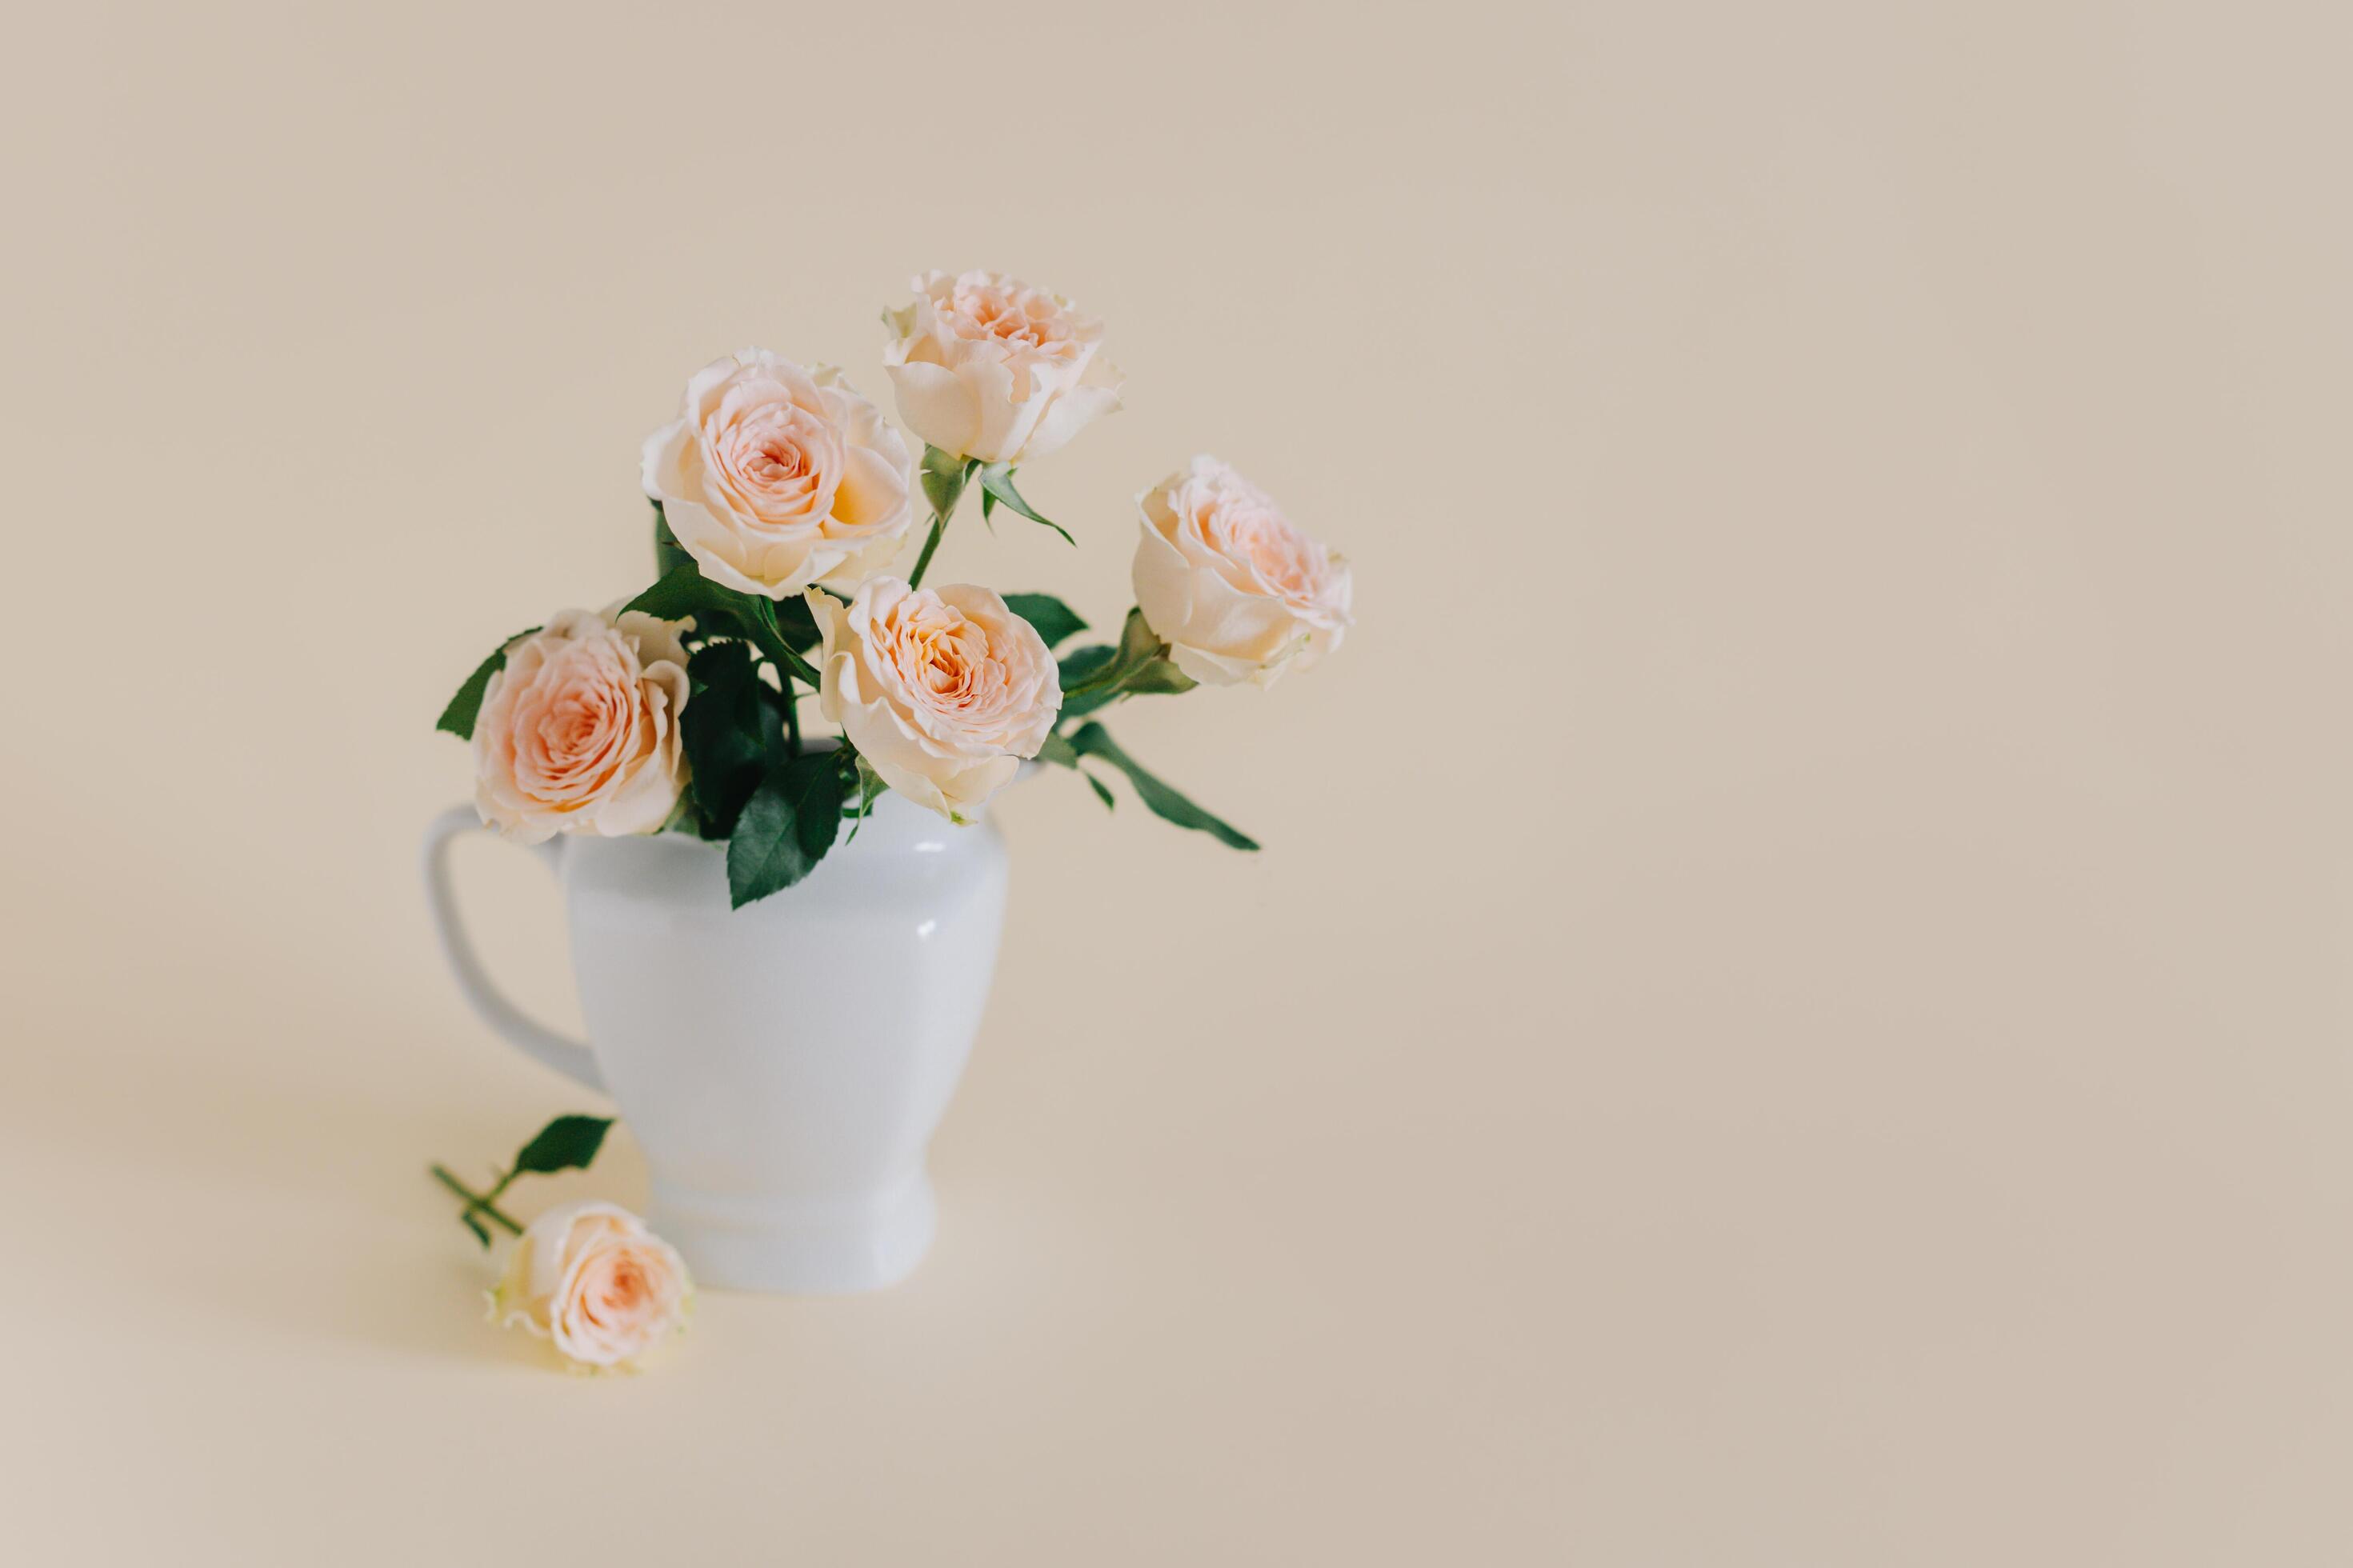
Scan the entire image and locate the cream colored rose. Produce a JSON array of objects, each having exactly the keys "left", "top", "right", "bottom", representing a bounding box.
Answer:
[
  {"left": 642, "top": 349, "right": 916, "bottom": 598},
  {"left": 1133, "top": 457, "right": 1353, "bottom": 688},
  {"left": 881, "top": 270, "right": 1123, "bottom": 464},
  {"left": 804, "top": 578, "right": 1060, "bottom": 825},
  {"left": 474, "top": 608, "right": 691, "bottom": 843},
  {"left": 490, "top": 1200, "right": 692, "bottom": 1371}
]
